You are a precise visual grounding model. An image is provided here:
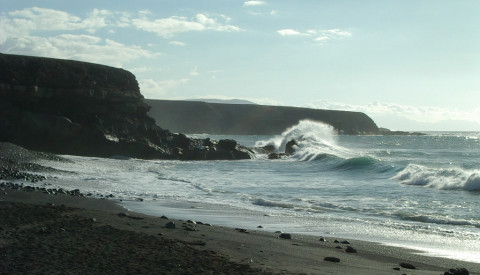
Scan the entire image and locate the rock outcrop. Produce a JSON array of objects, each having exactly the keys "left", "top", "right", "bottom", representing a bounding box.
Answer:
[
  {"left": 0, "top": 54, "right": 251, "bottom": 160},
  {"left": 146, "top": 99, "right": 379, "bottom": 135}
]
